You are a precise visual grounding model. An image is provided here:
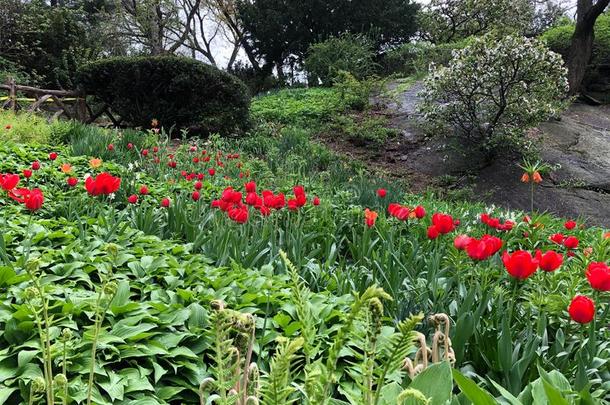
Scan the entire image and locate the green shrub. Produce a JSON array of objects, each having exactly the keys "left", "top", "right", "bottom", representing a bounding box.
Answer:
[
  {"left": 304, "top": 34, "right": 377, "bottom": 86},
  {"left": 381, "top": 39, "right": 473, "bottom": 76},
  {"left": 0, "top": 111, "right": 73, "bottom": 144},
  {"left": 419, "top": 34, "right": 569, "bottom": 153},
  {"left": 77, "top": 56, "right": 251, "bottom": 136},
  {"left": 541, "top": 15, "right": 610, "bottom": 65}
]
